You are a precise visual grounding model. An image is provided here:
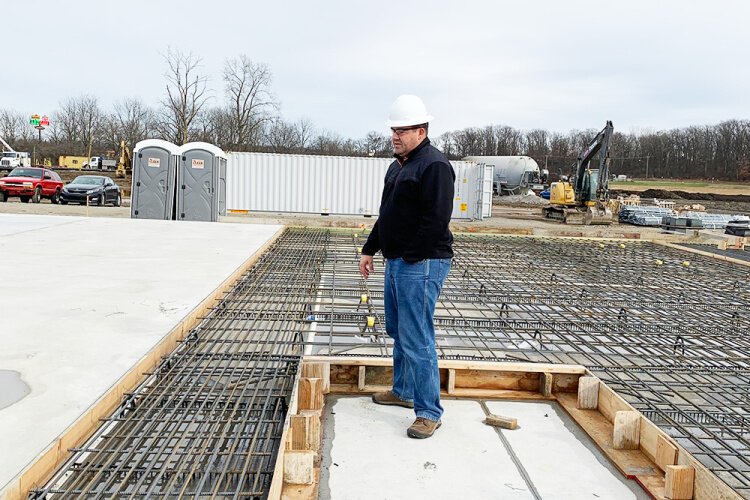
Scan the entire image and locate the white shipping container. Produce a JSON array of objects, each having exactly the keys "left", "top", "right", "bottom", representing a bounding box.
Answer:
[{"left": 226, "top": 152, "right": 491, "bottom": 220}]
